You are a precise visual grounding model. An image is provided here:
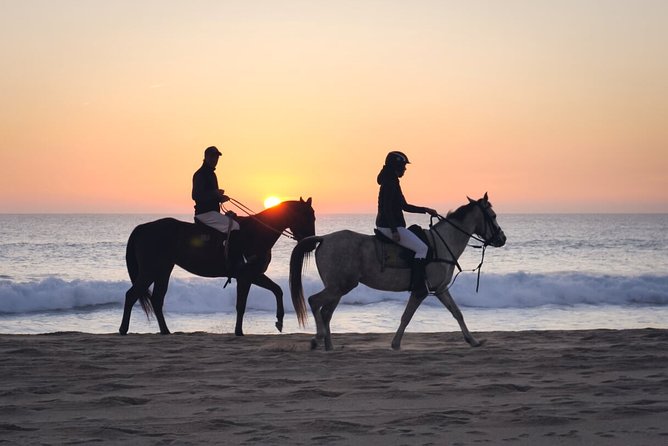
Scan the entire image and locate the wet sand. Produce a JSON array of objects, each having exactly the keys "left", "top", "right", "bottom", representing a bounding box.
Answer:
[{"left": 1, "top": 329, "right": 667, "bottom": 445}]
